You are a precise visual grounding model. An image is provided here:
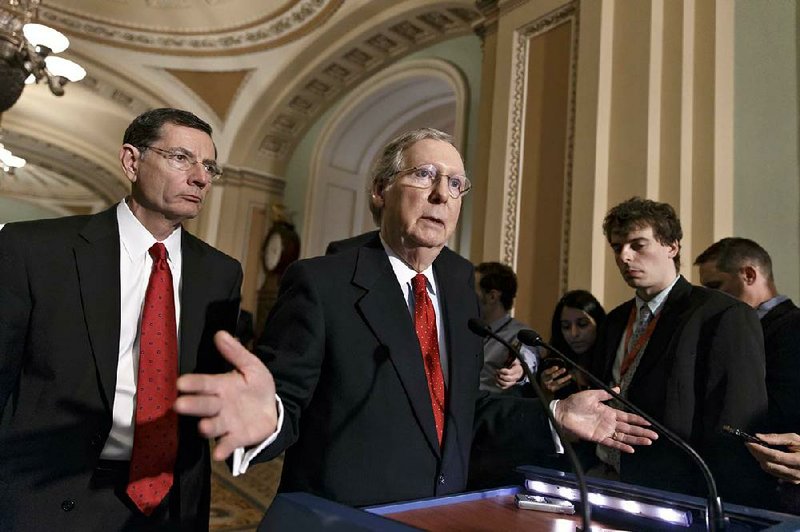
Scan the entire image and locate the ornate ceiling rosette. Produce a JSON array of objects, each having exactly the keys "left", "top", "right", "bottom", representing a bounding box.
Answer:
[{"left": 37, "top": 0, "right": 344, "bottom": 56}]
